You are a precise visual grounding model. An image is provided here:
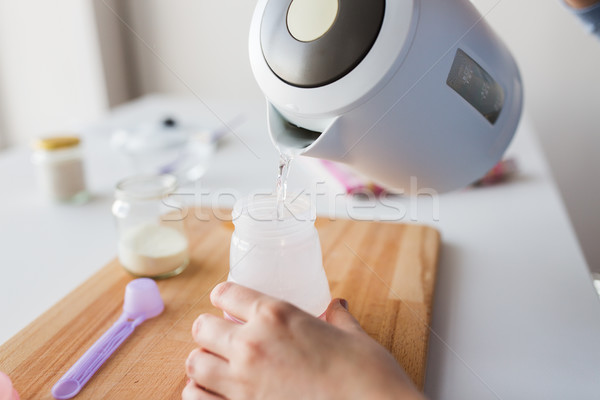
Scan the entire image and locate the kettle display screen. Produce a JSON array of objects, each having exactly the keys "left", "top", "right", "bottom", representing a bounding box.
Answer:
[{"left": 446, "top": 49, "right": 504, "bottom": 124}]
